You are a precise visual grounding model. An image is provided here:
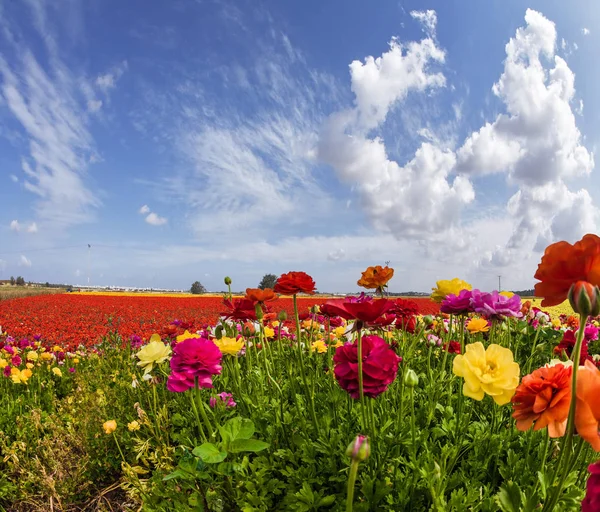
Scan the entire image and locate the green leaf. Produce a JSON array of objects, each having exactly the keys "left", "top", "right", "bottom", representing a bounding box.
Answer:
[
  {"left": 230, "top": 438, "right": 269, "bottom": 453},
  {"left": 192, "top": 443, "right": 228, "bottom": 463},
  {"left": 219, "top": 416, "right": 255, "bottom": 448},
  {"left": 162, "top": 468, "right": 191, "bottom": 481},
  {"left": 495, "top": 481, "right": 524, "bottom": 512}
]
